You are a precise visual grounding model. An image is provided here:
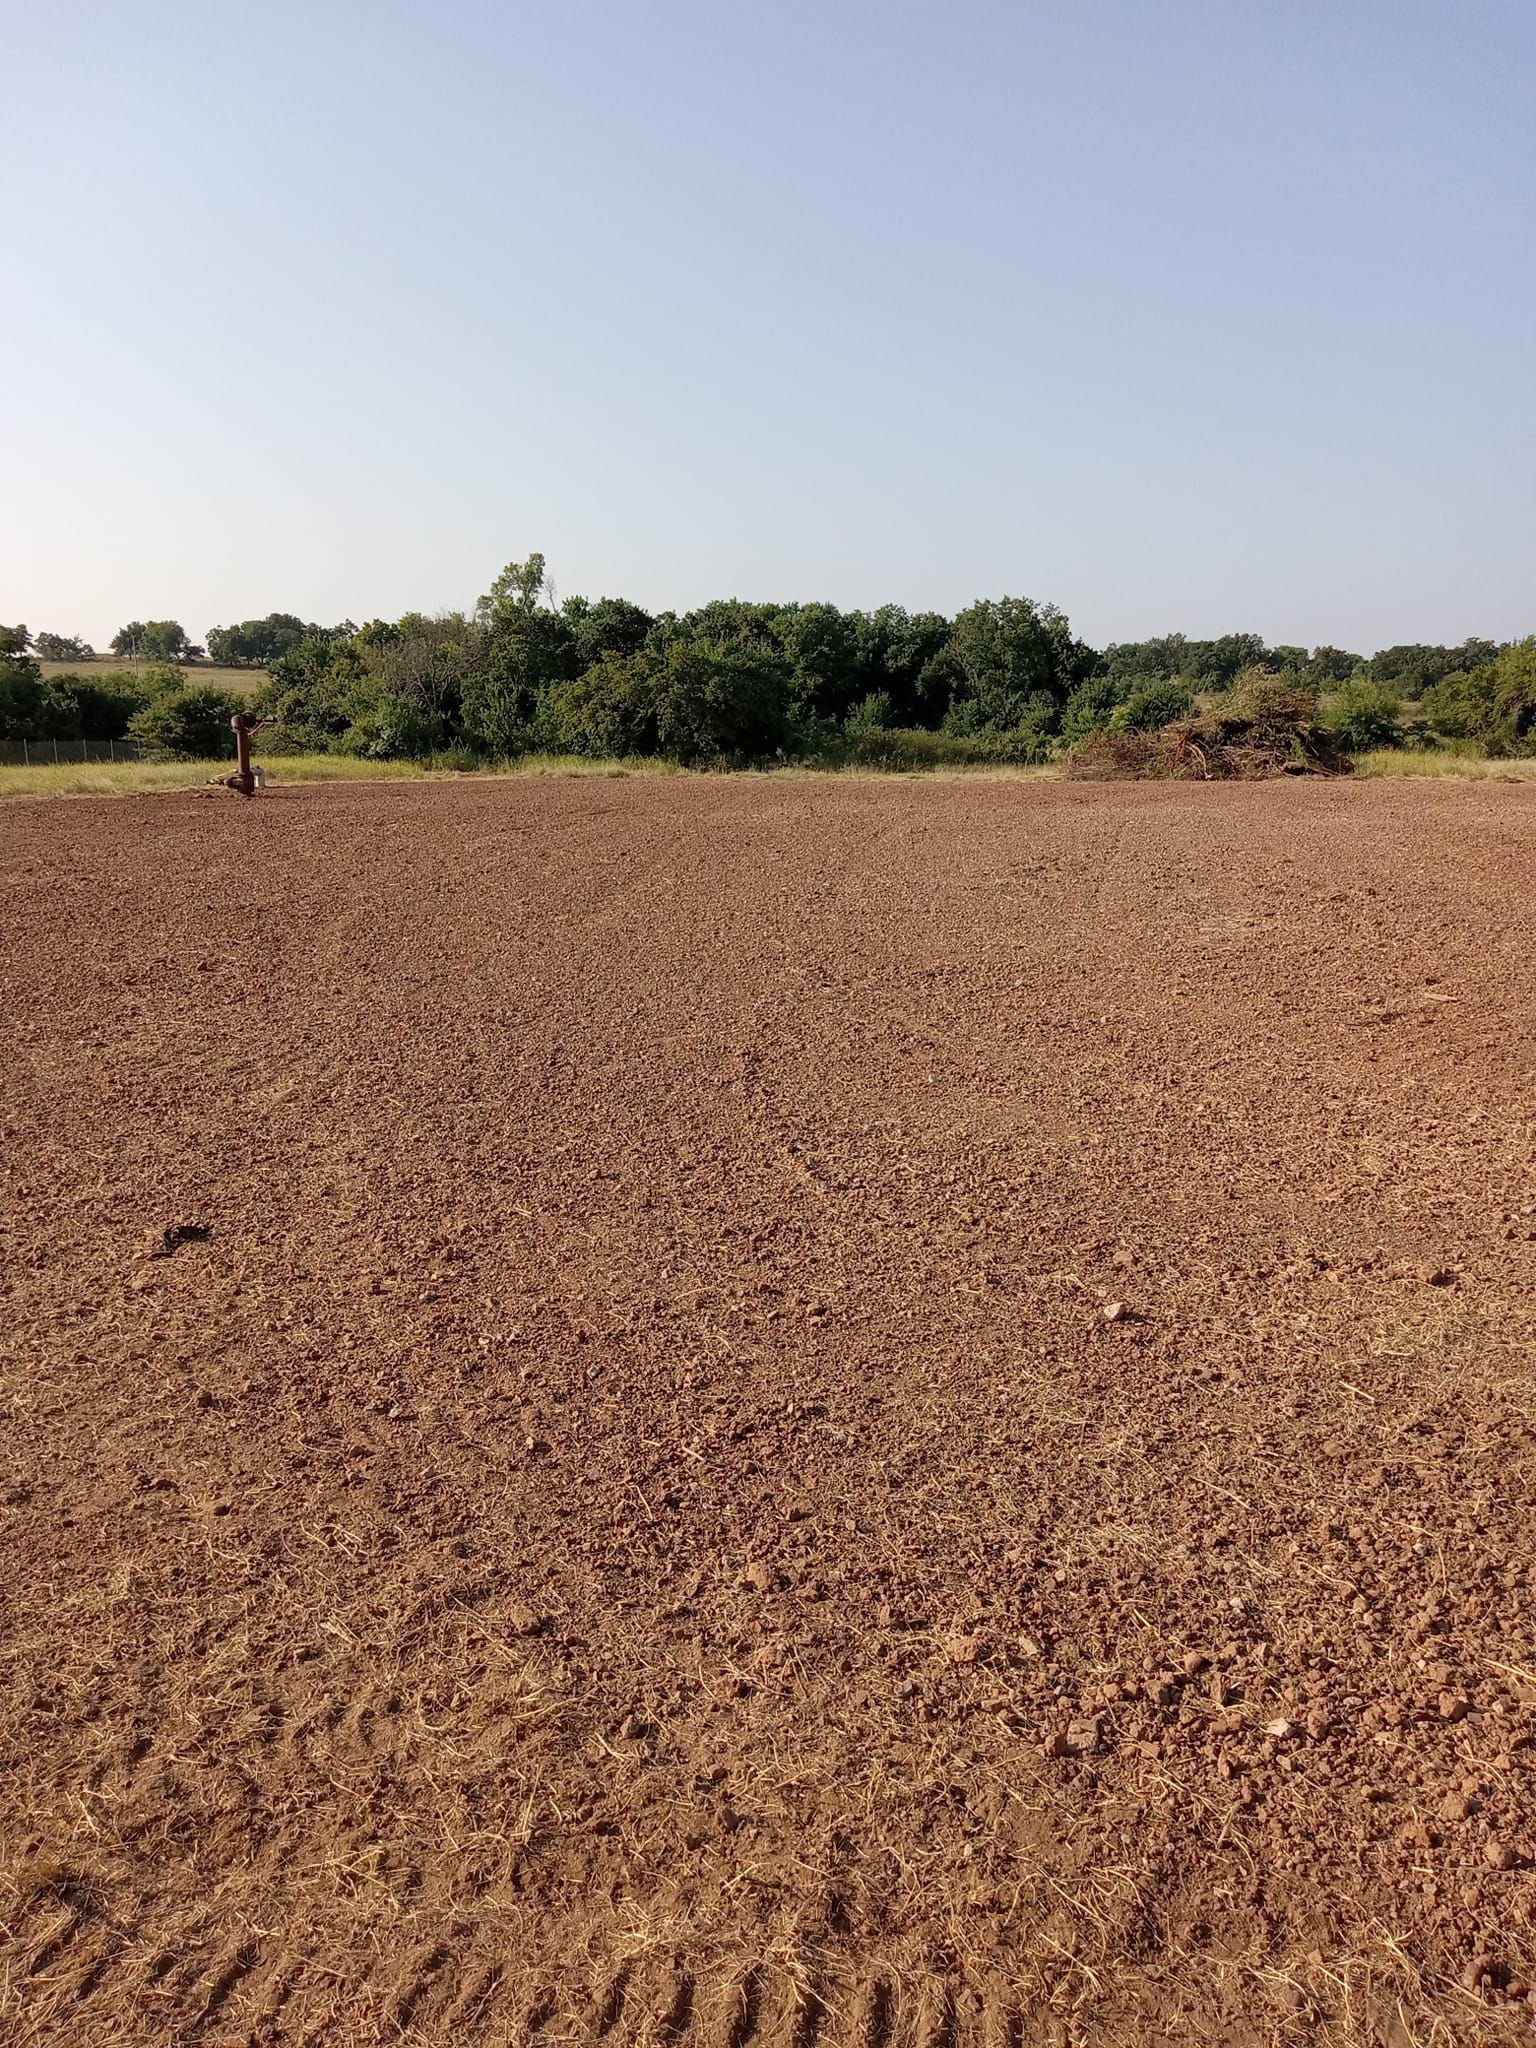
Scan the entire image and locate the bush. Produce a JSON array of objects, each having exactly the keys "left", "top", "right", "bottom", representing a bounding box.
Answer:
[
  {"left": 1419, "top": 640, "right": 1536, "bottom": 754},
  {"left": 1323, "top": 678, "right": 1403, "bottom": 752},
  {"left": 843, "top": 690, "right": 894, "bottom": 735},
  {"left": 33, "top": 633, "right": 95, "bottom": 662},
  {"left": 941, "top": 689, "right": 1058, "bottom": 761},
  {"left": 545, "top": 651, "right": 662, "bottom": 759},
  {"left": 31, "top": 673, "right": 147, "bottom": 739},
  {"left": 1111, "top": 678, "right": 1193, "bottom": 733},
  {"left": 550, "top": 638, "right": 792, "bottom": 766},
  {"left": 129, "top": 686, "right": 245, "bottom": 759},
  {"left": 819, "top": 727, "right": 1018, "bottom": 771},
  {"left": 1060, "top": 675, "right": 1126, "bottom": 743}
]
